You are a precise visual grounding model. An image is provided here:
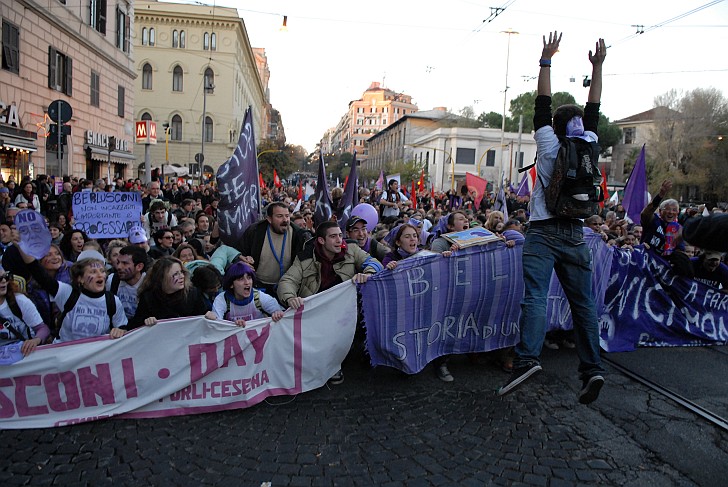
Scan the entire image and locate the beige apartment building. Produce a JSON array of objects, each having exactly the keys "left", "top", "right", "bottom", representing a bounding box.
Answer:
[
  {"left": 0, "top": 0, "right": 136, "bottom": 181},
  {"left": 134, "top": 0, "right": 267, "bottom": 181},
  {"left": 327, "top": 82, "right": 418, "bottom": 162}
]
